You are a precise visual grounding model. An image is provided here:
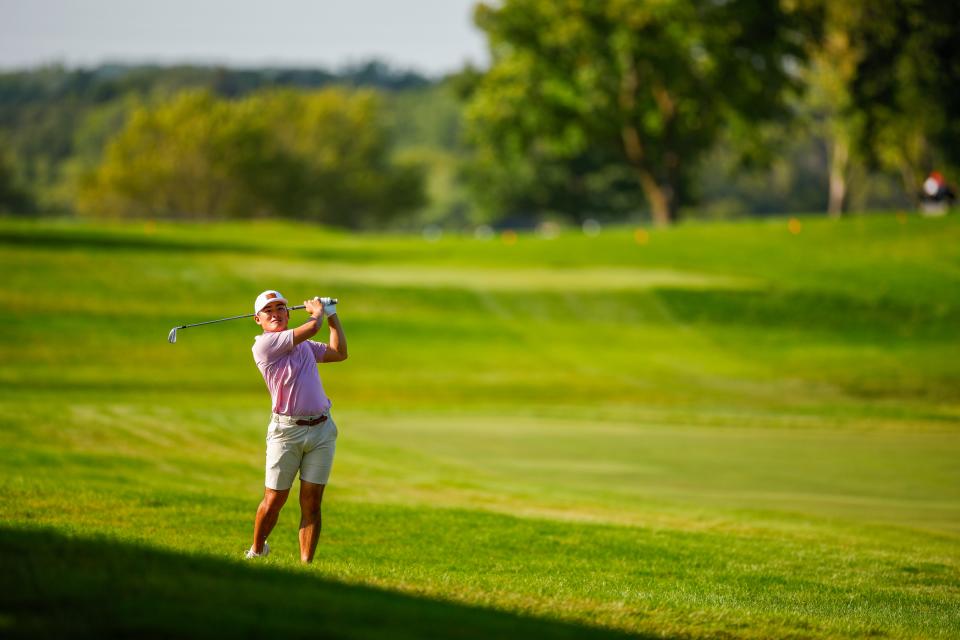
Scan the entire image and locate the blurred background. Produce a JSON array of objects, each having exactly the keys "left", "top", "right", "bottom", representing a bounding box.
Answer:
[{"left": 2, "top": 0, "right": 958, "bottom": 229}]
